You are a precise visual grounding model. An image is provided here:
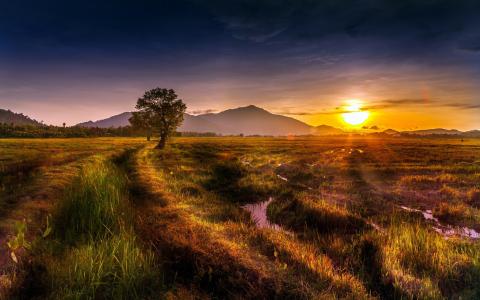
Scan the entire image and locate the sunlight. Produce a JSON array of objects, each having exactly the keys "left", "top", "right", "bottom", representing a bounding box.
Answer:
[
  {"left": 341, "top": 99, "right": 370, "bottom": 126},
  {"left": 342, "top": 111, "right": 369, "bottom": 125}
]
